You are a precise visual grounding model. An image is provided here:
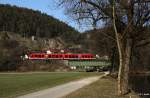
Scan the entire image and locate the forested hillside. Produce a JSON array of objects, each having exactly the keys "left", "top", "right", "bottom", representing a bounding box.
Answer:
[
  {"left": 0, "top": 4, "right": 81, "bottom": 71},
  {"left": 0, "top": 4, "right": 79, "bottom": 38}
]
